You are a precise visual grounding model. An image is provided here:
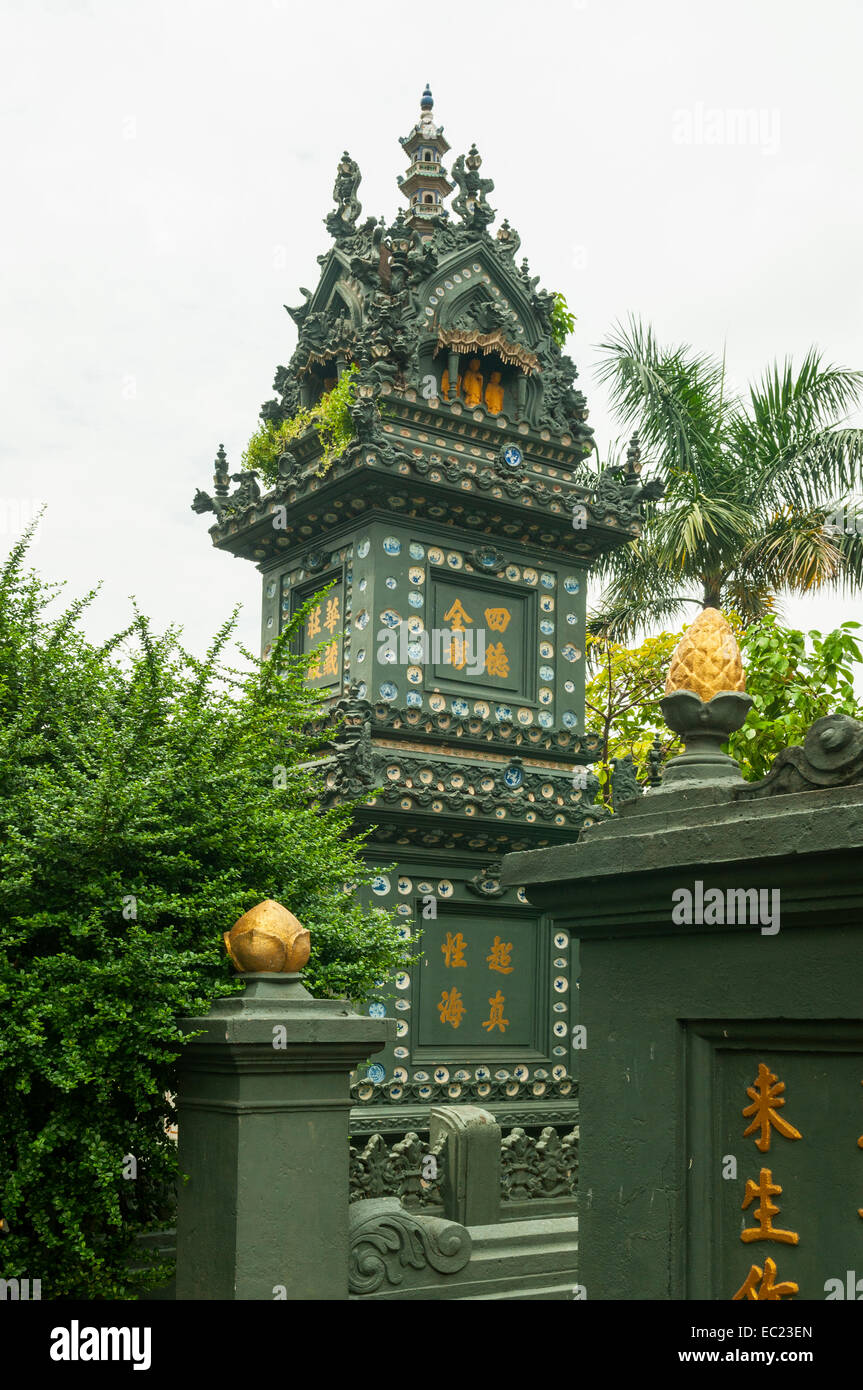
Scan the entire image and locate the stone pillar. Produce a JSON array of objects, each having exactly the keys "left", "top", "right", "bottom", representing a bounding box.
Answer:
[
  {"left": 175, "top": 902, "right": 391, "bottom": 1300},
  {"left": 446, "top": 351, "right": 459, "bottom": 401},
  {"left": 515, "top": 372, "right": 527, "bottom": 421},
  {"left": 431, "top": 1105, "right": 500, "bottom": 1227}
]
